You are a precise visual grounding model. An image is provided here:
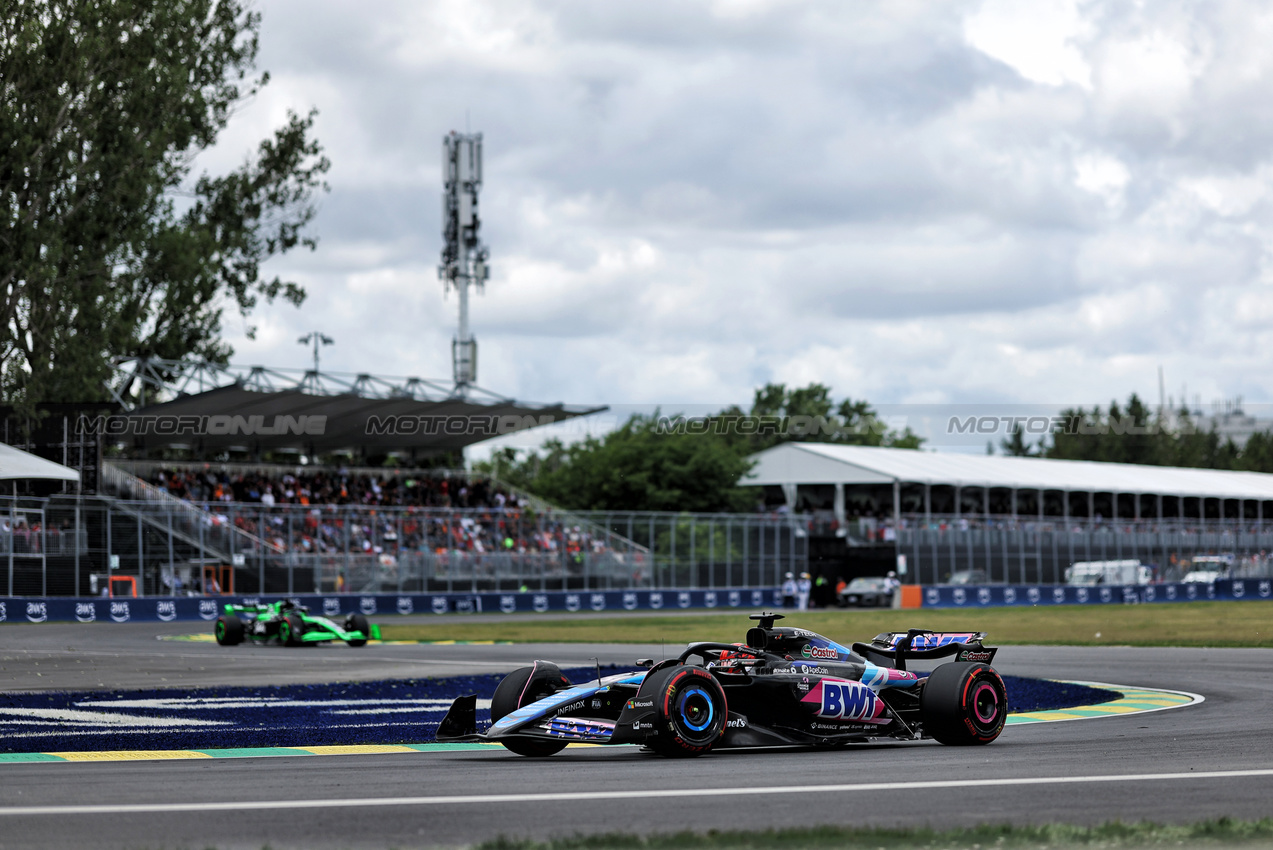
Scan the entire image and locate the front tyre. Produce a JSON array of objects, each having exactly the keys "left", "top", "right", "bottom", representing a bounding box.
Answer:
[
  {"left": 490, "top": 662, "right": 572, "bottom": 757},
  {"left": 649, "top": 666, "right": 728, "bottom": 758},
  {"left": 280, "top": 614, "right": 305, "bottom": 647},
  {"left": 214, "top": 615, "right": 244, "bottom": 646},
  {"left": 345, "top": 613, "right": 370, "bottom": 647},
  {"left": 920, "top": 662, "right": 1007, "bottom": 745}
]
